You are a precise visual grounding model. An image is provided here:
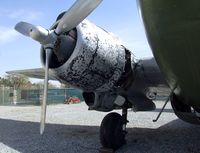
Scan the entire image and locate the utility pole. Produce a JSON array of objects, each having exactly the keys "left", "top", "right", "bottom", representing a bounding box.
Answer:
[
  {"left": 2, "top": 85, "right": 4, "bottom": 105},
  {"left": 13, "top": 85, "right": 17, "bottom": 105}
]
